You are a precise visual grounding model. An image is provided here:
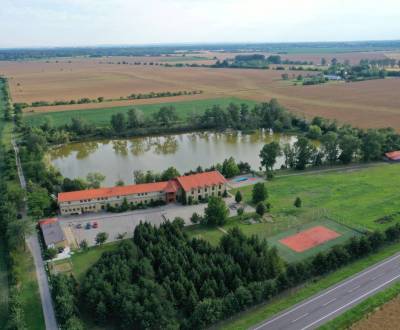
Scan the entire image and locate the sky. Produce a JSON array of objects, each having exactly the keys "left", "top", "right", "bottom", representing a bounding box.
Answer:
[{"left": 1, "top": 0, "right": 400, "bottom": 48}]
